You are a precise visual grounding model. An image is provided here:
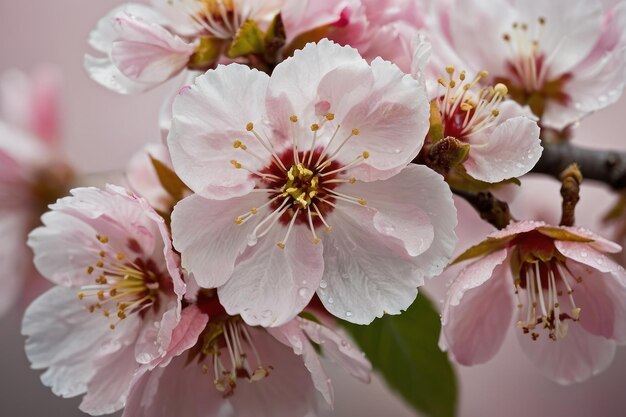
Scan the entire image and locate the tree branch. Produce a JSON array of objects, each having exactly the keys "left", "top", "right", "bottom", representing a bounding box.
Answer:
[
  {"left": 532, "top": 141, "right": 626, "bottom": 190},
  {"left": 452, "top": 189, "right": 512, "bottom": 230}
]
